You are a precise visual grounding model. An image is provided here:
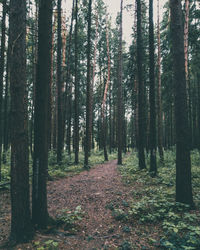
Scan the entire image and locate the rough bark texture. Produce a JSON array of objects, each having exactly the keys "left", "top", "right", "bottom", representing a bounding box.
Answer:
[
  {"left": 137, "top": 0, "right": 146, "bottom": 169},
  {"left": 149, "top": 0, "right": 157, "bottom": 175},
  {"left": 65, "top": 0, "right": 75, "bottom": 156},
  {"left": 32, "top": 0, "right": 53, "bottom": 228},
  {"left": 0, "top": 0, "right": 6, "bottom": 181},
  {"left": 84, "top": 0, "right": 93, "bottom": 168},
  {"left": 117, "top": 0, "right": 123, "bottom": 165},
  {"left": 9, "top": 0, "right": 33, "bottom": 242},
  {"left": 57, "top": 0, "right": 63, "bottom": 163},
  {"left": 157, "top": 0, "right": 164, "bottom": 163},
  {"left": 101, "top": 18, "right": 110, "bottom": 162},
  {"left": 170, "top": 0, "right": 194, "bottom": 206},
  {"left": 74, "top": 0, "right": 79, "bottom": 164}
]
